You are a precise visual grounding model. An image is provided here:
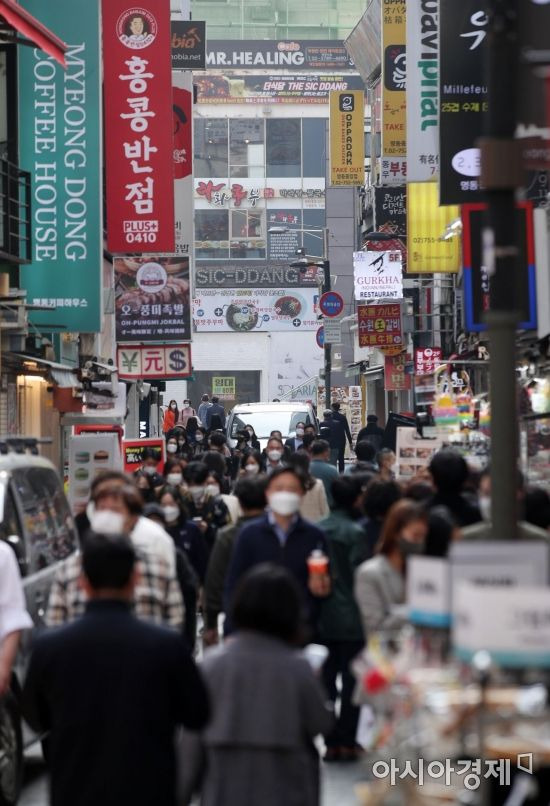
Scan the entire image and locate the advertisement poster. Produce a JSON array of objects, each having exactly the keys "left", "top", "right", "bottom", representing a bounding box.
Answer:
[
  {"left": 122, "top": 438, "right": 165, "bottom": 475},
  {"left": 212, "top": 377, "right": 235, "bottom": 400},
  {"left": 193, "top": 288, "right": 319, "bottom": 332},
  {"left": 317, "top": 385, "right": 363, "bottom": 451},
  {"left": 195, "top": 262, "right": 318, "bottom": 289},
  {"left": 396, "top": 426, "right": 444, "bottom": 480},
  {"left": 462, "top": 202, "right": 536, "bottom": 332},
  {"left": 171, "top": 20, "right": 206, "bottom": 70},
  {"left": 102, "top": 0, "right": 175, "bottom": 253},
  {"left": 358, "top": 303, "right": 403, "bottom": 349},
  {"left": 372, "top": 186, "right": 407, "bottom": 271},
  {"left": 19, "top": 0, "right": 102, "bottom": 332},
  {"left": 195, "top": 73, "right": 364, "bottom": 105},
  {"left": 68, "top": 434, "right": 122, "bottom": 512},
  {"left": 407, "top": 183, "right": 460, "bottom": 274},
  {"left": 329, "top": 90, "right": 365, "bottom": 186},
  {"left": 381, "top": 0, "right": 406, "bottom": 158},
  {"left": 117, "top": 344, "right": 192, "bottom": 379},
  {"left": 439, "top": 0, "right": 487, "bottom": 204},
  {"left": 115, "top": 256, "right": 191, "bottom": 341},
  {"left": 406, "top": 0, "right": 439, "bottom": 181},
  {"left": 415, "top": 347, "right": 443, "bottom": 376},
  {"left": 353, "top": 251, "right": 403, "bottom": 301},
  {"left": 384, "top": 352, "right": 410, "bottom": 392},
  {"left": 173, "top": 71, "right": 194, "bottom": 262},
  {"left": 205, "top": 40, "right": 354, "bottom": 71}
]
